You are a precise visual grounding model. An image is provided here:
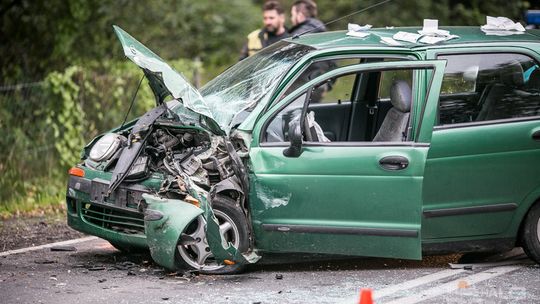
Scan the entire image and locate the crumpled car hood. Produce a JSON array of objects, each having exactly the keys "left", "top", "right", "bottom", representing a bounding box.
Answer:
[{"left": 113, "top": 25, "right": 223, "bottom": 134}]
